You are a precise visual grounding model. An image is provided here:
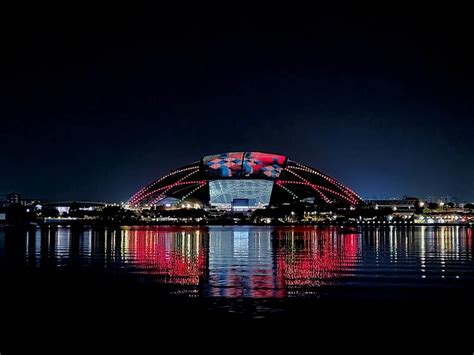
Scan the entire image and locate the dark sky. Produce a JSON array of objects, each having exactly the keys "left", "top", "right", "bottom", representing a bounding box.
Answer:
[{"left": 1, "top": 10, "right": 473, "bottom": 202}]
